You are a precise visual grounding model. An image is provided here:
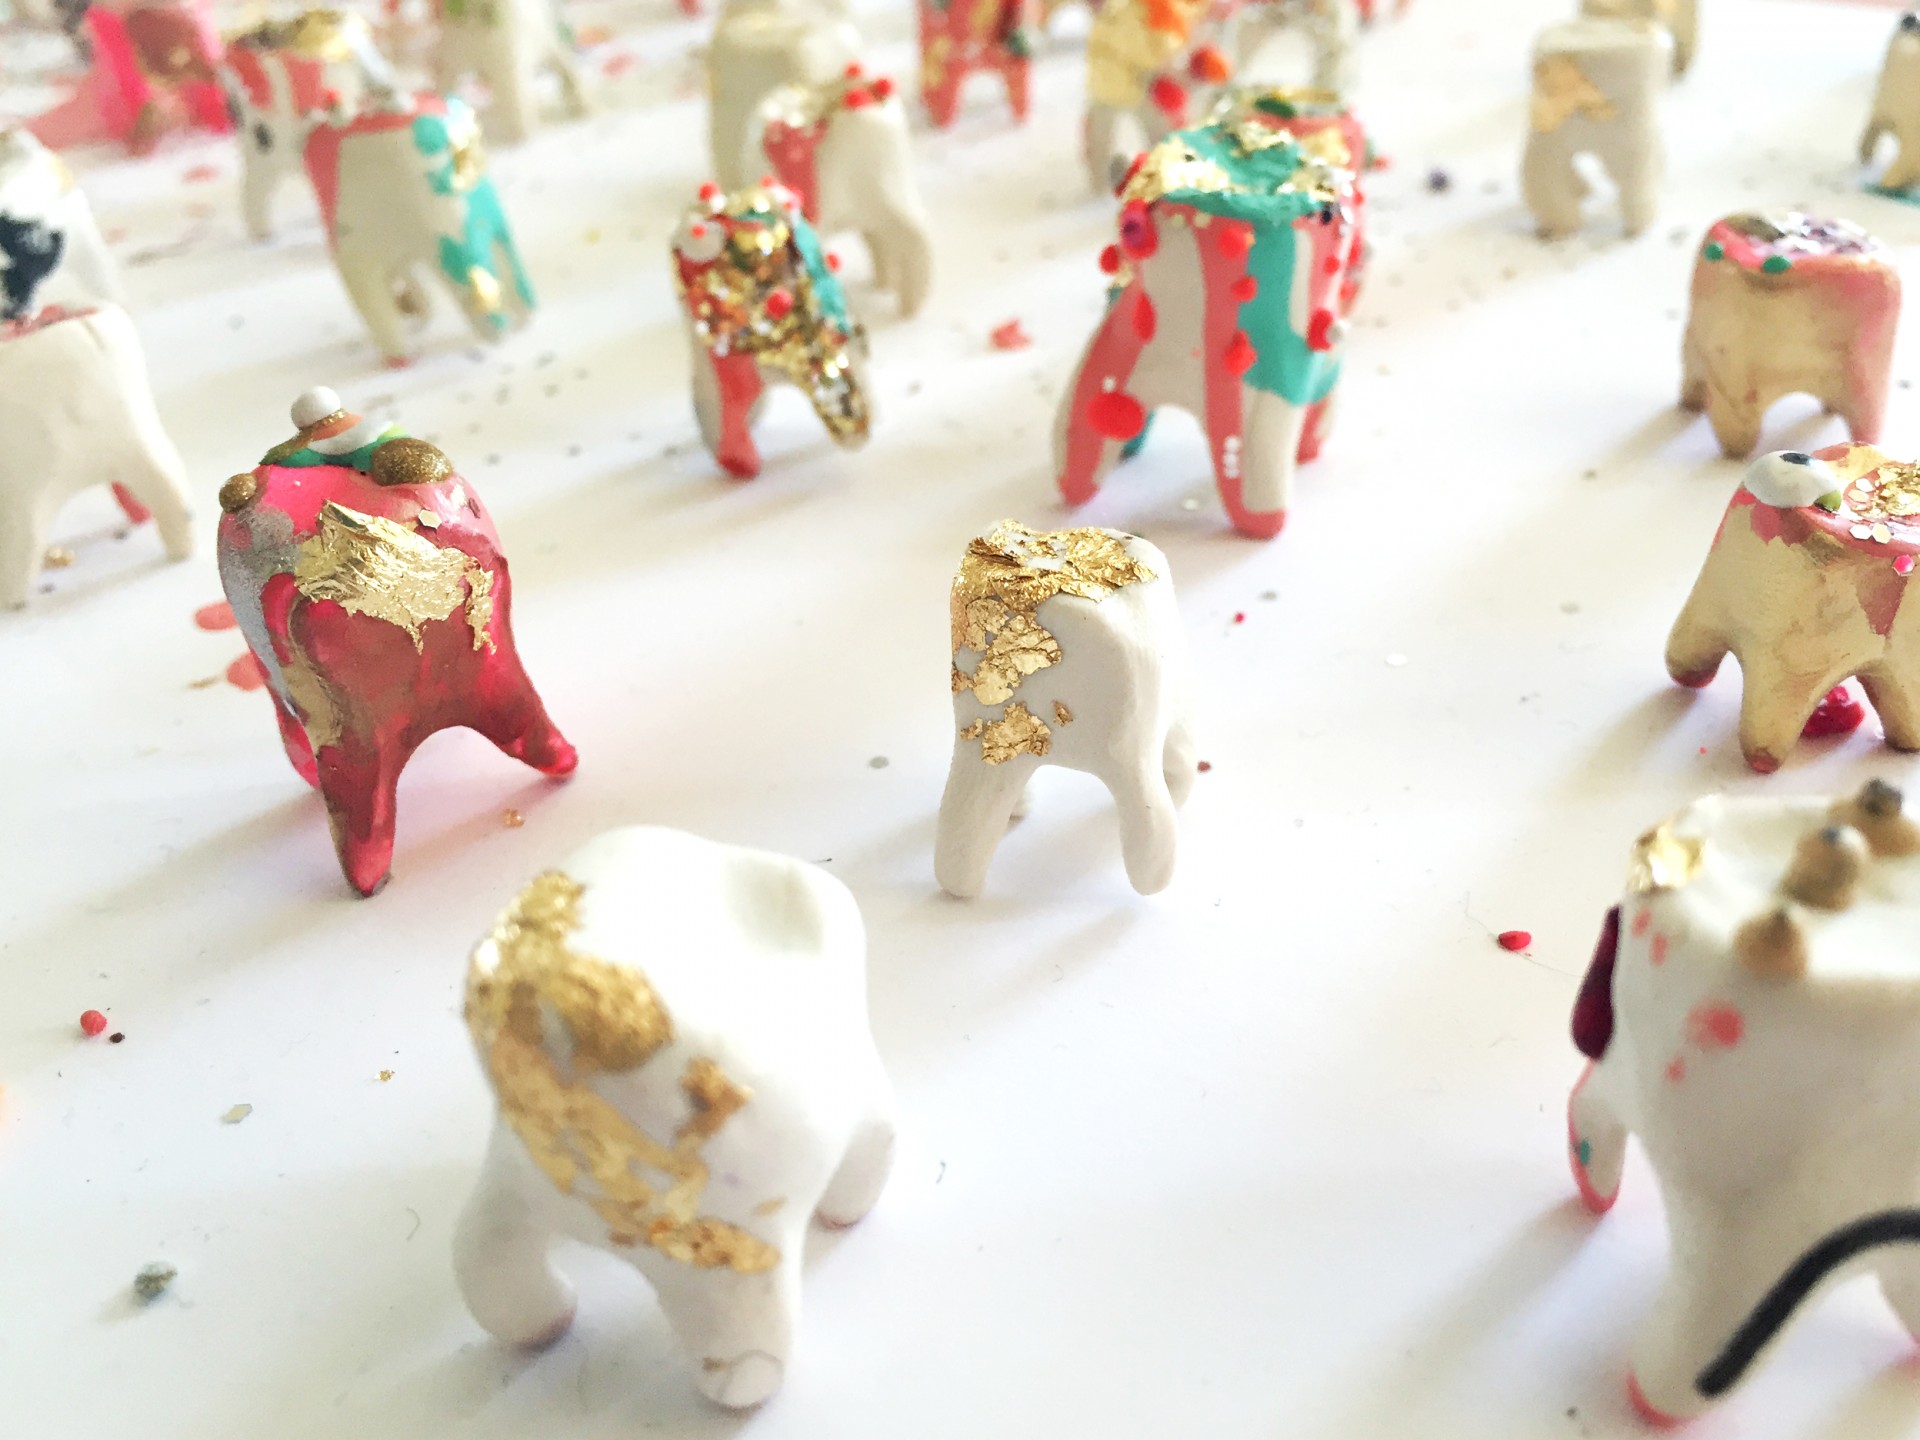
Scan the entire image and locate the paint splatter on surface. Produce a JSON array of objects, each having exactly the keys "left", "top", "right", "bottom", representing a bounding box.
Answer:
[
  {"left": 1496, "top": 930, "right": 1531, "bottom": 951},
  {"left": 1802, "top": 684, "right": 1866, "bottom": 738},
  {"left": 226, "top": 654, "right": 267, "bottom": 691},
  {"left": 194, "top": 601, "right": 236, "bottom": 631},
  {"left": 990, "top": 319, "right": 1032, "bottom": 350}
]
